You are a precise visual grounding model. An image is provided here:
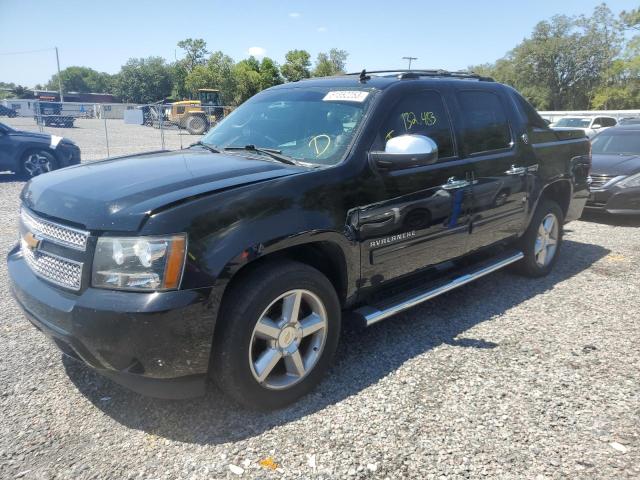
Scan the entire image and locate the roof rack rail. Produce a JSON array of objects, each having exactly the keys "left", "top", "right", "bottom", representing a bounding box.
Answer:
[{"left": 346, "top": 69, "right": 494, "bottom": 82}]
